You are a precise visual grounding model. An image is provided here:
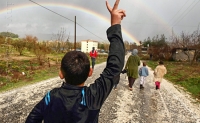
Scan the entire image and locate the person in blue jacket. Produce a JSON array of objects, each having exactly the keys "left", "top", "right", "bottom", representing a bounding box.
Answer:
[
  {"left": 25, "top": 0, "right": 126, "bottom": 123},
  {"left": 139, "top": 62, "right": 149, "bottom": 89}
]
